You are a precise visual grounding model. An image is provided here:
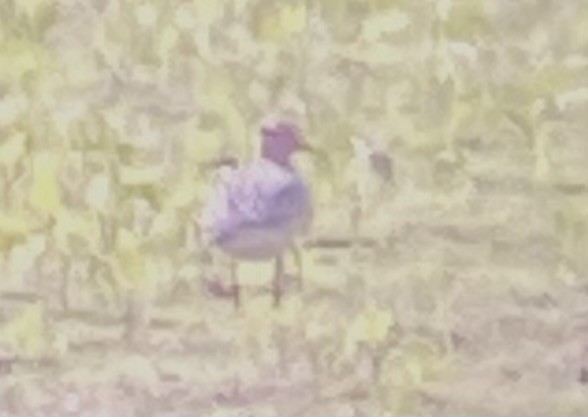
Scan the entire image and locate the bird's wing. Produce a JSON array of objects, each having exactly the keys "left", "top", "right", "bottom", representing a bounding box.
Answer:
[
  {"left": 225, "top": 160, "right": 310, "bottom": 228},
  {"left": 258, "top": 179, "right": 311, "bottom": 228},
  {"left": 201, "top": 160, "right": 303, "bottom": 241}
]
